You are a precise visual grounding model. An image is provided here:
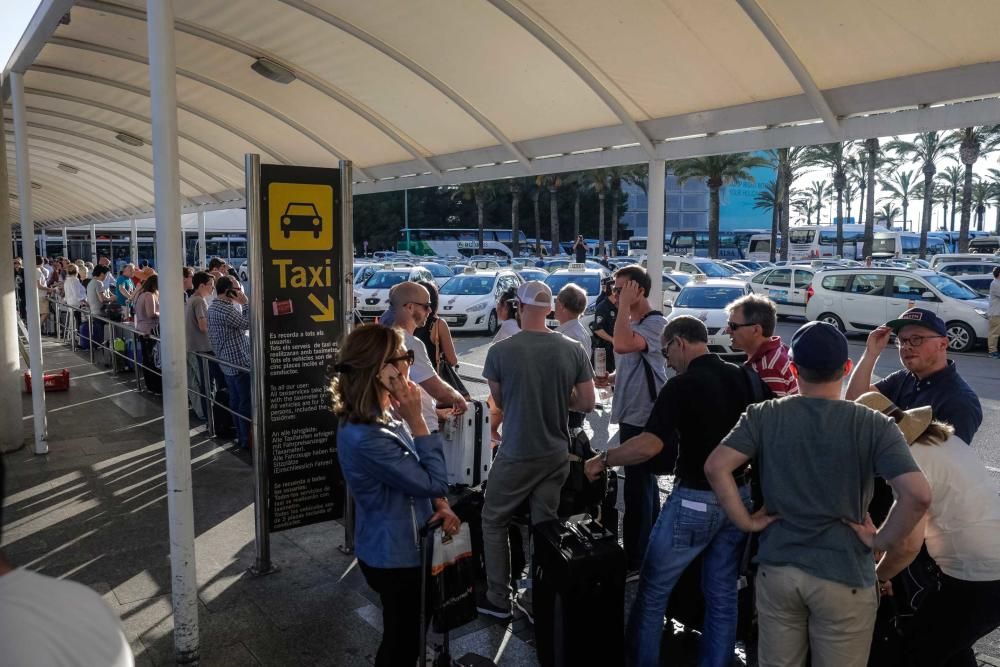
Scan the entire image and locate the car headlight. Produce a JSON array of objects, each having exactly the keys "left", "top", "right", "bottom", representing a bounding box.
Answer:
[
  {"left": 584, "top": 302, "right": 596, "bottom": 315},
  {"left": 468, "top": 301, "right": 489, "bottom": 312},
  {"left": 974, "top": 308, "right": 988, "bottom": 319}
]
